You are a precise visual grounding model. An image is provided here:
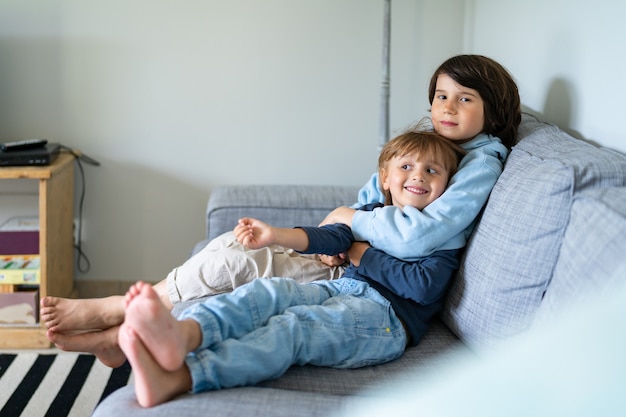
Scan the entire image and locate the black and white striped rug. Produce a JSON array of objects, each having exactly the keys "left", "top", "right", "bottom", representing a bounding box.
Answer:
[{"left": 0, "top": 353, "right": 132, "bottom": 417}]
